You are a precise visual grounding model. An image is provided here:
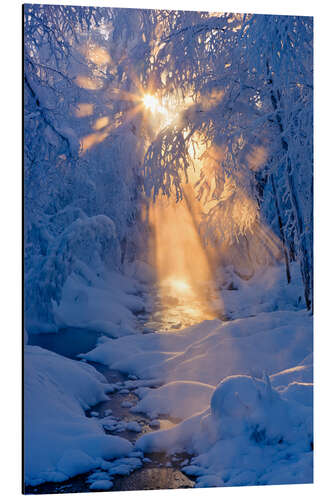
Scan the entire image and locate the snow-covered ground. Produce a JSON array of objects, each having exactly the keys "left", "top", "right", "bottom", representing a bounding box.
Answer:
[
  {"left": 51, "top": 259, "right": 158, "bottom": 338},
  {"left": 135, "top": 370, "right": 313, "bottom": 487},
  {"left": 24, "top": 345, "right": 134, "bottom": 486},
  {"left": 217, "top": 262, "right": 307, "bottom": 319},
  {"left": 80, "top": 263, "right": 313, "bottom": 487},
  {"left": 81, "top": 309, "right": 312, "bottom": 386},
  {"left": 24, "top": 259, "right": 155, "bottom": 487},
  {"left": 25, "top": 262, "right": 313, "bottom": 488},
  {"left": 53, "top": 268, "right": 146, "bottom": 337}
]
